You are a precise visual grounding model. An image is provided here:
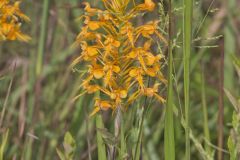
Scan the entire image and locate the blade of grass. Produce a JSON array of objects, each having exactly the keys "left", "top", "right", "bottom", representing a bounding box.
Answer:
[
  {"left": 120, "top": 114, "right": 126, "bottom": 159},
  {"left": 134, "top": 106, "right": 144, "bottom": 160},
  {"left": 201, "top": 64, "right": 211, "bottom": 153},
  {"left": 0, "top": 129, "right": 9, "bottom": 160},
  {"left": 0, "top": 64, "right": 15, "bottom": 128},
  {"left": 183, "top": 0, "right": 193, "bottom": 158},
  {"left": 222, "top": 2, "right": 236, "bottom": 159},
  {"left": 36, "top": 0, "right": 50, "bottom": 76},
  {"left": 95, "top": 90, "right": 107, "bottom": 160},
  {"left": 25, "top": 1, "right": 50, "bottom": 159},
  {"left": 134, "top": 78, "right": 152, "bottom": 160},
  {"left": 96, "top": 114, "right": 107, "bottom": 160},
  {"left": 164, "top": 0, "right": 175, "bottom": 159},
  {"left": 217, "top": 40, "right": 224, "bottom": 160}
]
